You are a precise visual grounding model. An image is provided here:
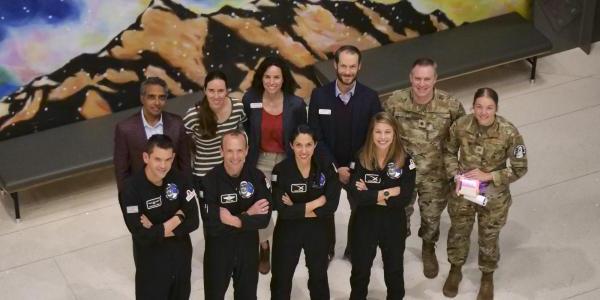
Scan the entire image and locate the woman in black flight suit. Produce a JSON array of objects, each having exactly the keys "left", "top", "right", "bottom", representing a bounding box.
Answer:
[{"left": 269, "top": 124, "right": 340, "bottom": 300}]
